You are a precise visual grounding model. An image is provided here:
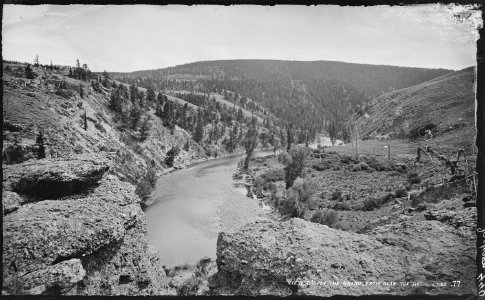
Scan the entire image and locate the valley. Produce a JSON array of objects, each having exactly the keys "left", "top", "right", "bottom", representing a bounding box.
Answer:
[{"left": 2, "top": 59, "right": 477, "bottom": 297}]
